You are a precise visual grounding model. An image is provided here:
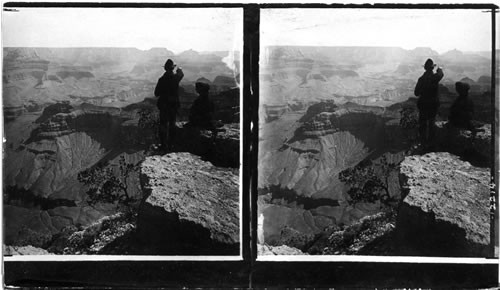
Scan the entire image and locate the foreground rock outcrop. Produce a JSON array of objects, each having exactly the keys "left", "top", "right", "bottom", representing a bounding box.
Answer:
[
  {"left": 307, "top": 210, "right": 396, "bottom": 255},
  {"left": 138, "top": 153, "right": 239, "bottom": 255},
  {"left": 258, "top": 244, "right": 306, "bottom": 255},
  {"left": 4, "top": 245, "right": 53, "bottom": 255},
  {"left": 3, "top": 204, "right": 111, "bottom": 248},
  {"left": 47, "top": 211, "right": 136, "bottom": 255},
  {"left": 257, "top": 193, "right": 384, "bottom": 251},
  {"left": 435, "top": 122, "right": 491, "bottom": 166},
  {"left": 175, "top": 123, "right": 240, "bottom": 168},
  {"left": 398, "top": 152, "right": 490, "bottom": 257}
]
